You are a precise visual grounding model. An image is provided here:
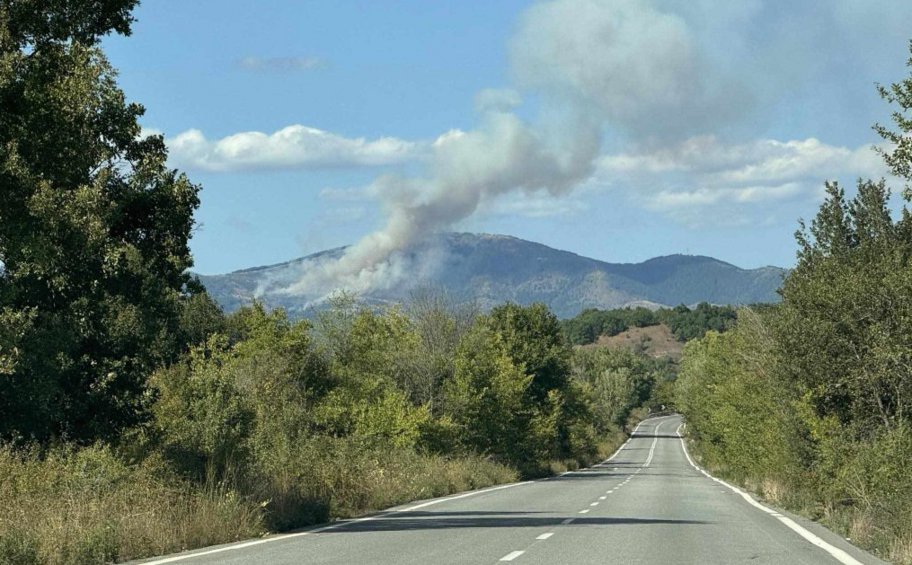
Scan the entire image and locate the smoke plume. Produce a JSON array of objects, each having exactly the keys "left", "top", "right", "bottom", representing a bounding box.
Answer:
[{"left": 275, "top": 0, "right": 736, "bottom": 299}]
